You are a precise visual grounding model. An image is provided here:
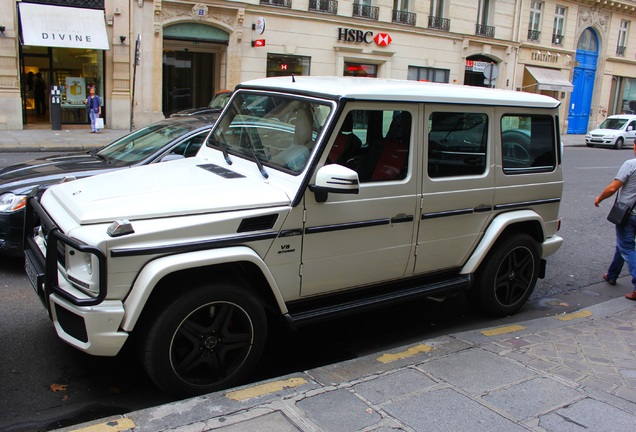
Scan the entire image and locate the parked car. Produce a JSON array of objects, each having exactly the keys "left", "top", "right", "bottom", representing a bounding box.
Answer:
[
  {"left": 170, "top": 90, "right": 232, "bottom": 119},
  {"left": 585, "top": 114, "right": 636, "bottom": 149},
  {"left": 0, "top": 115, "right": 214, "bottom": 256},
  {"left": 25, "top": 77, "right": 563, "bottom": 397}
]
